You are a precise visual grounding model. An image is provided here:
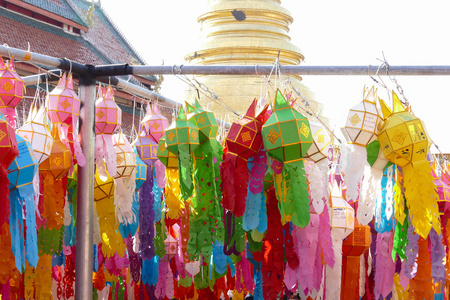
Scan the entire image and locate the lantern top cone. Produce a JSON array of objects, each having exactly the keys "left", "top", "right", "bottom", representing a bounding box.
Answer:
[
  {"left": 0, "top": 56, "right": 23, "bottom": 108},
  {"left": 95, "top": 85, "right": 122, "bottom": 135},
  {"left": 262, "top": 89, "right": 313, "bottom": 163},
  {"left": 141, "top": 102, "right": 169, "bottom": 144},
  {"left": 225, "top": 99, "right": 269, "bottom": 161},
  {"left": 186, "top": 99, "right": 218, "bottom": 143},
  {"left": 378, "top": 92, "right": 431, "bottom": 167}
]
